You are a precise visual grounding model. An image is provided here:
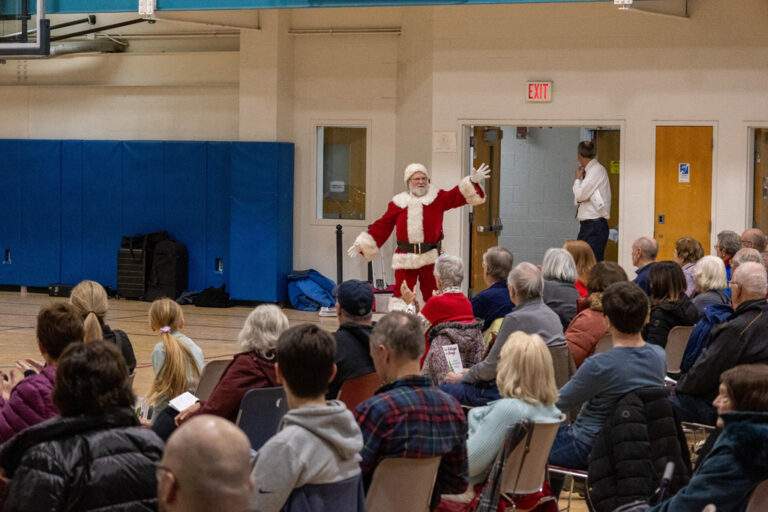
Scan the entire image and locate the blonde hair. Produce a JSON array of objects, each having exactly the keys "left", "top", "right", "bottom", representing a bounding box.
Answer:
[
  {"left": 496, "top": 331, "right": 558, "bottom": 406},
  {"left": 69, "top": 280, "right": 109, "bottom": 343},
  {"left": 563, "top": 240, "right": 596, "bottom": 285},
  {"left": 148, "top": 298, "right": 200, "bottom": 405}
]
